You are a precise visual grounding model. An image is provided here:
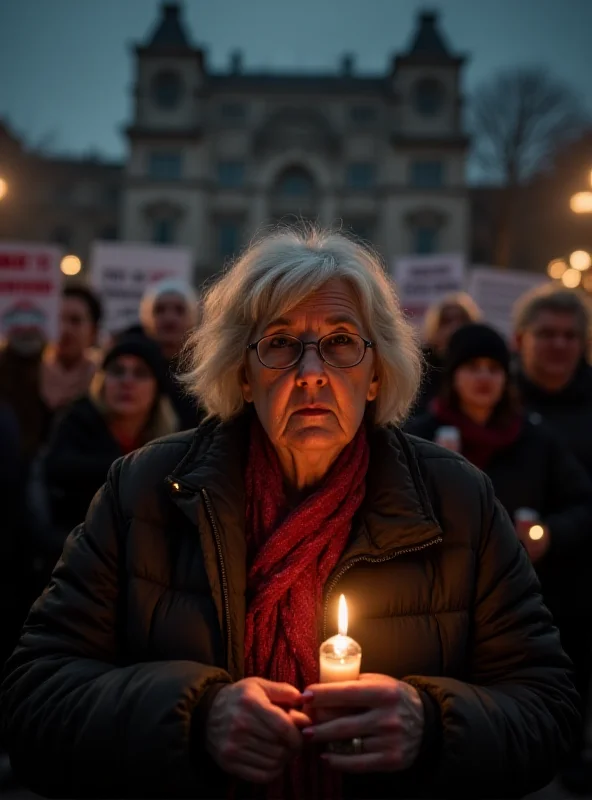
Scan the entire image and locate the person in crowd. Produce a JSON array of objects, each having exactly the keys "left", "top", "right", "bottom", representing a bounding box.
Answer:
[
  {"left": 140, "top": 278, "right": 202, "bottom": 428},
  {"left": 514, "top": 285, "right": 592, "bottom": 478},
  {"left": 0, "top": 229, "right": 578, "bottom": 800},
  {"left": 0, "top": 402, "right": 27, "bottom": 670},
  {"left": 413, "top": 292, "right": 481, "bottom": 415},
  {"left": 42, "top": 334, "right": 178, "bottom": 543},
  {"left": 40, "top": 285, "right": 101, "bottom": 413},
  {"left": 406, "top": 321, "right": 592, "bottom": 792},
  {"left": 0, "top": 302, "right": 50, "bottom": 465}
]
